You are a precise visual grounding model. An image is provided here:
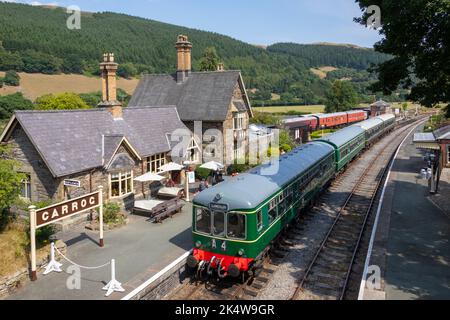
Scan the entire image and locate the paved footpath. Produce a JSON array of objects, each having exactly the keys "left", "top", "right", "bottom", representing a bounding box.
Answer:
[
  {"left": 5, "top": 202, "right": 193, "bottom": 300},
  {"left": 362, "top": 124, "right": 450, "bottom": 300}
]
